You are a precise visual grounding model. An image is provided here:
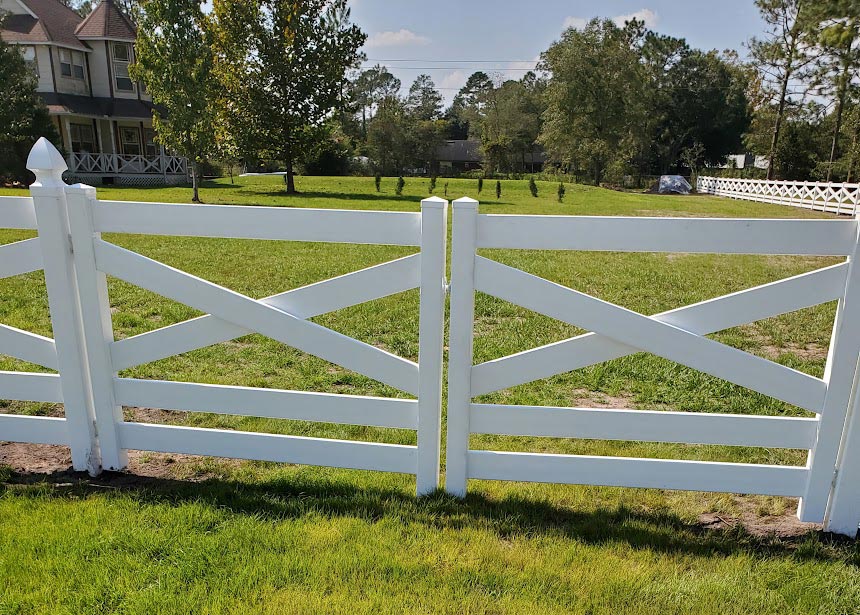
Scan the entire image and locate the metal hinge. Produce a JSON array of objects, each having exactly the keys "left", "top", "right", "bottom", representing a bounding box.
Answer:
[
  {"left": 832, "top": 467, "right": 840, "bottom": 489},
  {"left": 68, "top": 234, "right": 74, "bottom": 254},
  {"left": 443, "top": 278, "right": 450, "bottom": 295}
]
